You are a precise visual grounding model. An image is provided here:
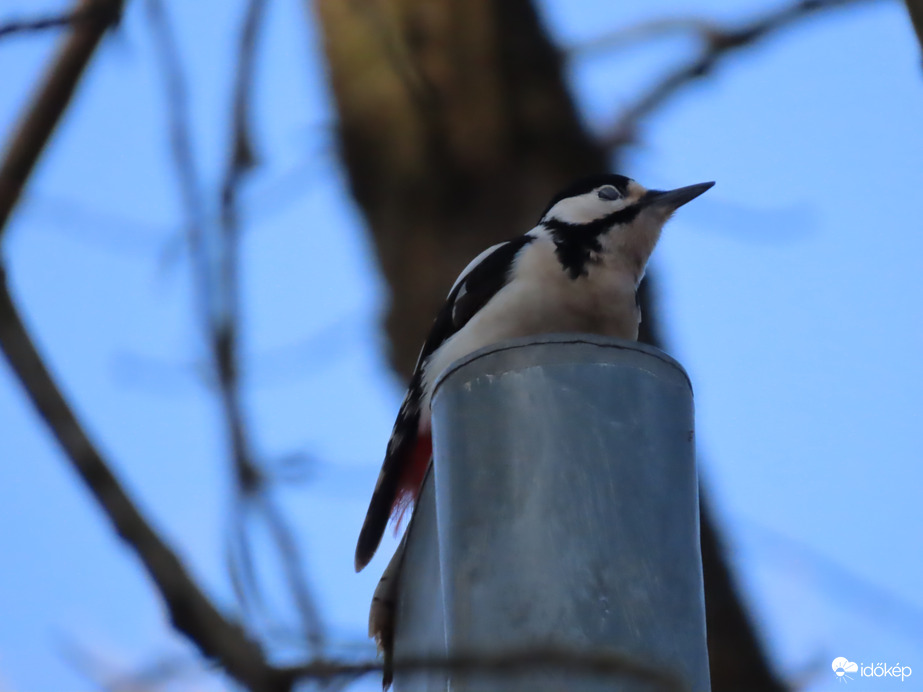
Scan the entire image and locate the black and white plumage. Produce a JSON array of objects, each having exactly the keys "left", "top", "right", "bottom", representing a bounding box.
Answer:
[{"left": 355, "top": 173, "right": 714, "bottom": 572}]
